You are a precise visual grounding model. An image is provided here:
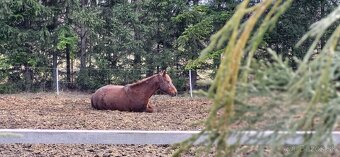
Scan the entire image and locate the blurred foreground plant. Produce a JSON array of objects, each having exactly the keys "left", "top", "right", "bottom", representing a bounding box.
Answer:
[
  {"left": 173, "top": 0, "right": 340, "bottom": 157},
  {"left": 173, "top": 0, "right": 293, "bottom": 156}
]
